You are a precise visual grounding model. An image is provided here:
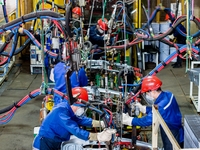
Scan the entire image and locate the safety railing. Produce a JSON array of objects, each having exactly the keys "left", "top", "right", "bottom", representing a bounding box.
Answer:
[{"left": 152, "top": 106, "right": 200, "bottom": 150}]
